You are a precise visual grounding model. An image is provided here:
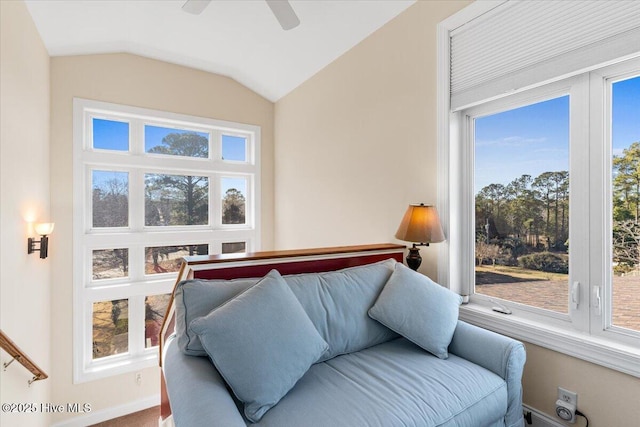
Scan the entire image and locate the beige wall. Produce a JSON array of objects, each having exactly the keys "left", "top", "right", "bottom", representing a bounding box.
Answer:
[
  {"left": 49, "top": 53, "right": 274, "bottom": 423},
  {"left": 0, "top": 1, "right": 52, "bottom": 426},
  {"left": 523, "top": 343, "right": 640, "bottom": 426},
  {"left": 274, "top": 0, "right": 469, "bottom": 279},
  {"left": 274, "top": 1, "right": 639, "bottom": 426}
]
